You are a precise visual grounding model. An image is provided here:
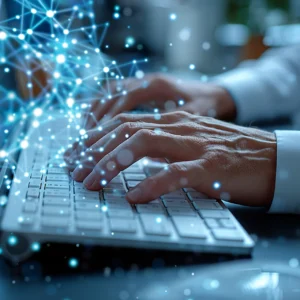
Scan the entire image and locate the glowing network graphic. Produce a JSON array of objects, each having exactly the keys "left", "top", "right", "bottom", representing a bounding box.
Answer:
[{"left": 0, "top": 0, "right": 147, "bottom": 188}]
